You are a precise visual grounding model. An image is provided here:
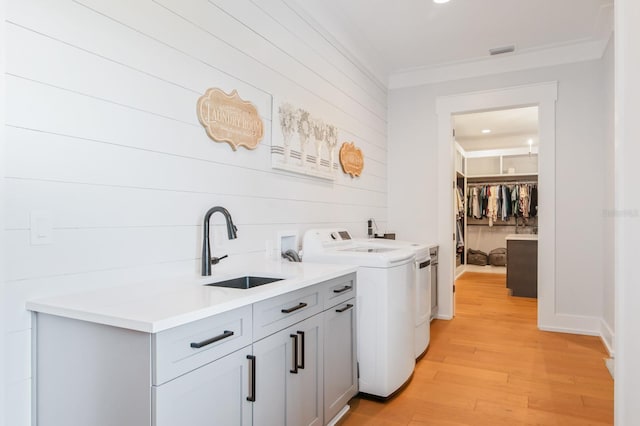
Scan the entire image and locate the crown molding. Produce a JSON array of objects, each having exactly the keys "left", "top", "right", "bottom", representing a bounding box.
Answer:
[
  {"left": 389, "top": 38, "right": 610, "bottom": 89},
  {"left": 284, "top": 0, "right": 388, "bottom": 92}
]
